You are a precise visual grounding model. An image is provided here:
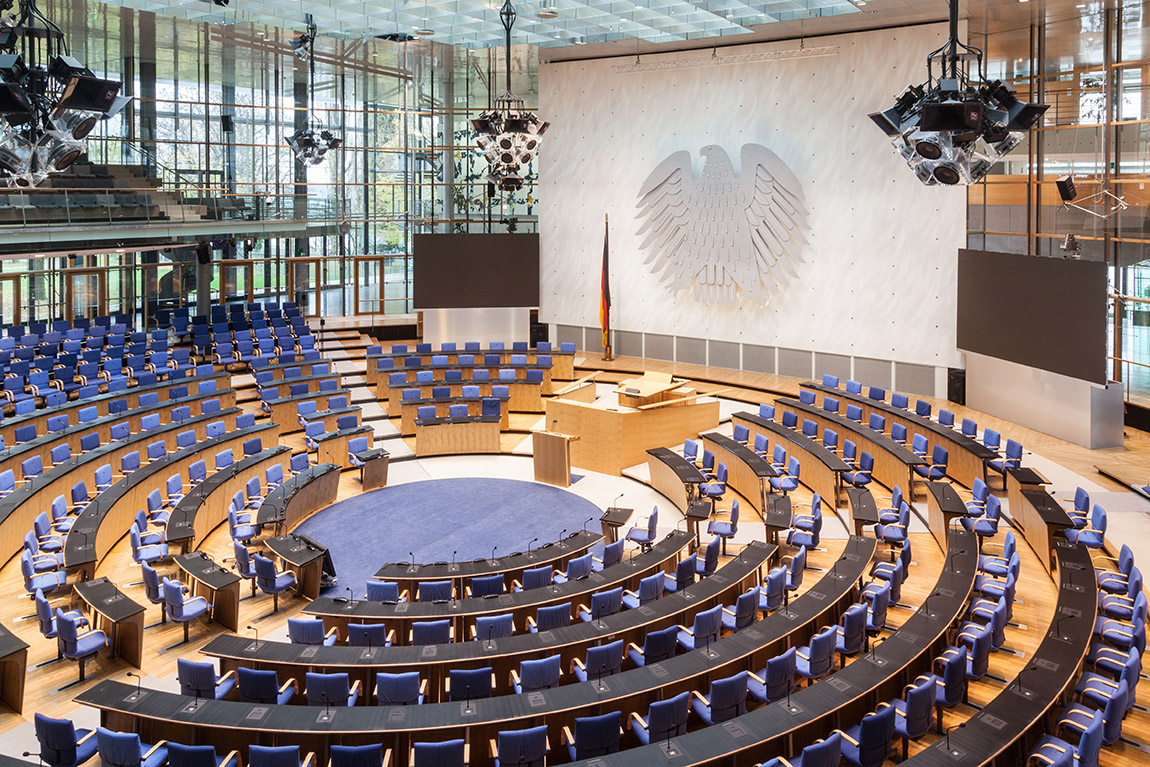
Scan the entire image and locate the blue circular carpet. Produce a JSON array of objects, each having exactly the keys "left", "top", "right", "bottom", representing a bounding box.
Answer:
[{"left": 293, "top": 478, "right": 604, "bottom": 596}]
